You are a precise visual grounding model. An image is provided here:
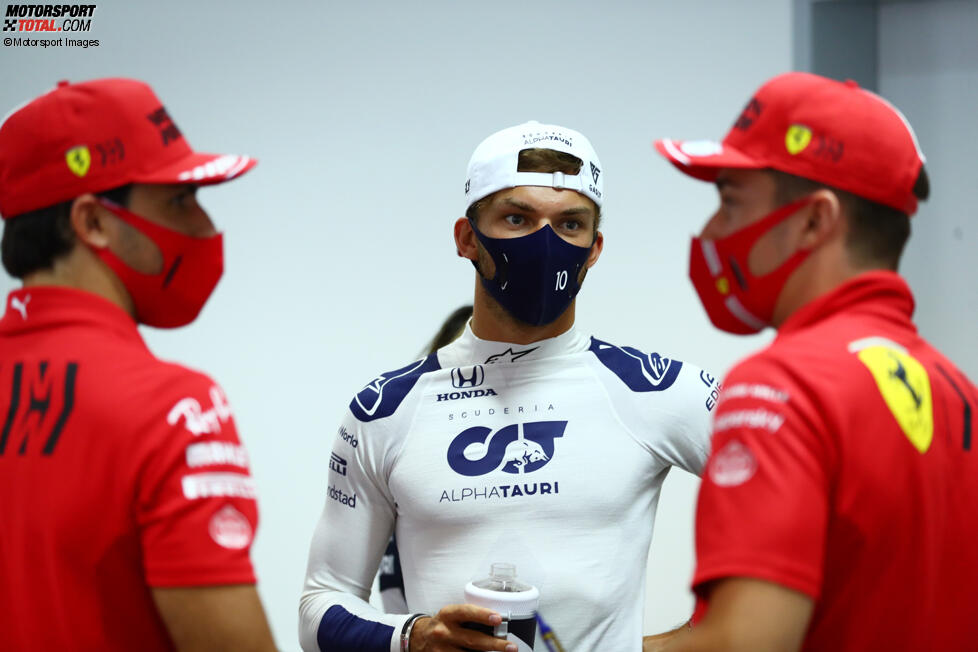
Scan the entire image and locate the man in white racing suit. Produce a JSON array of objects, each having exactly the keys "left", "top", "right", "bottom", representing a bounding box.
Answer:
[{"left": 300, "top": 122, "right": 718, "bottom": 652}]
